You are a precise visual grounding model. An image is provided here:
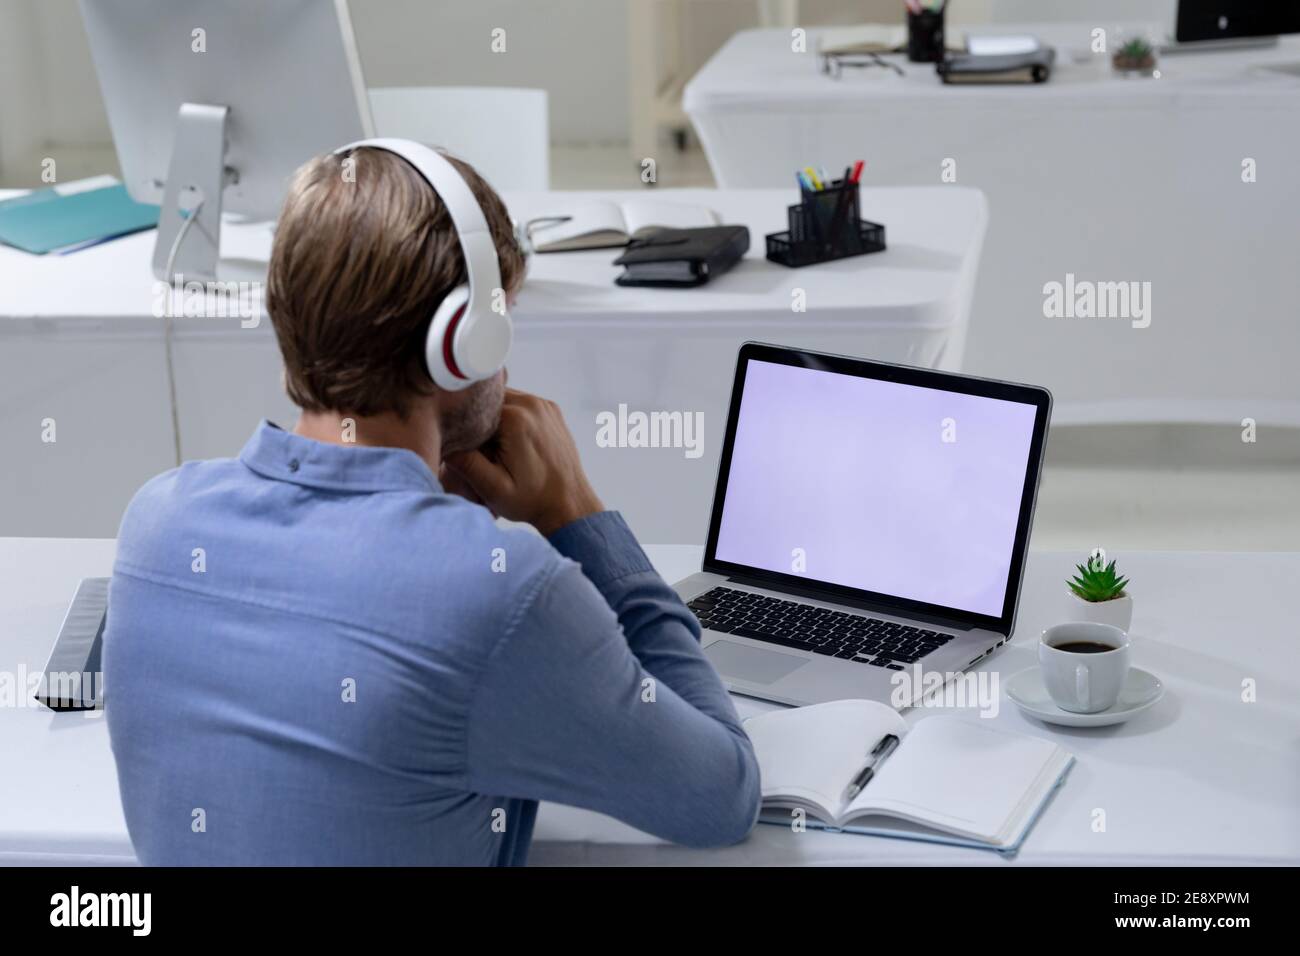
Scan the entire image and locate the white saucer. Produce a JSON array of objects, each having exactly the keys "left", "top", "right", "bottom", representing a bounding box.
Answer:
[{"left": 1005, "top": 666, "right": 1164, "bottom": 727}]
